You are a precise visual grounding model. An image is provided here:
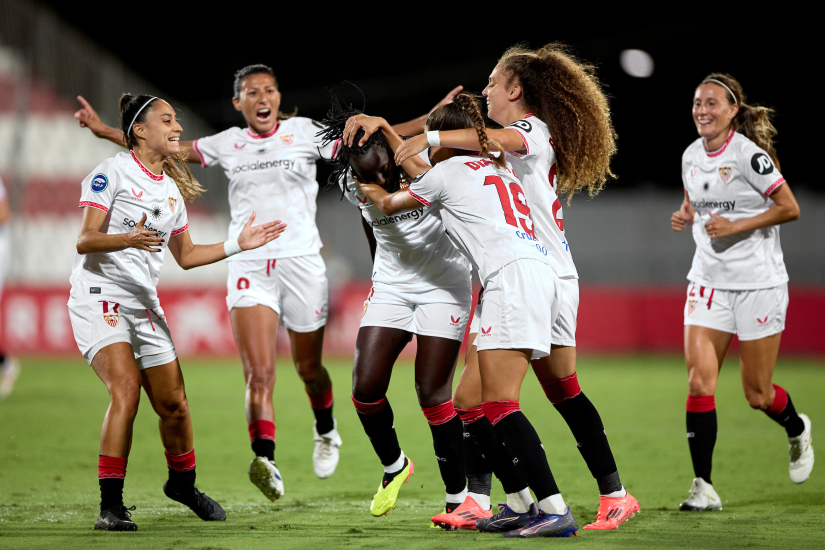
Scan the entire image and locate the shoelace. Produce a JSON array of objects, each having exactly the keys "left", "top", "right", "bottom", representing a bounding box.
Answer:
[
  {"left": 317, "top": 438, "right": 335, "bottom": 460},
  {"left": 789, "top": 438, "right": 805, "bottom": 461},
  {"left": 117, "top": 505, "right": 136, "bottom": 520}
]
